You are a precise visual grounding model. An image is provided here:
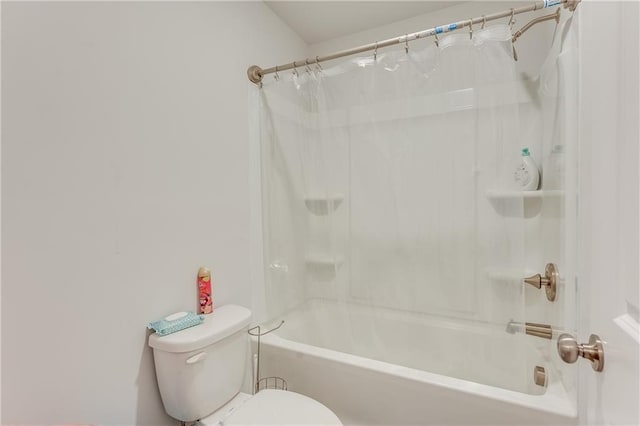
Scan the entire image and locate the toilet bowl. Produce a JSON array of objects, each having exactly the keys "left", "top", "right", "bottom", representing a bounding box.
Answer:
[
  {"left": 148, "top": 305, "right": 342, "bottom": 425},
  {"left": 198, "top": 389, "right": 341, "bottom": 425}
]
